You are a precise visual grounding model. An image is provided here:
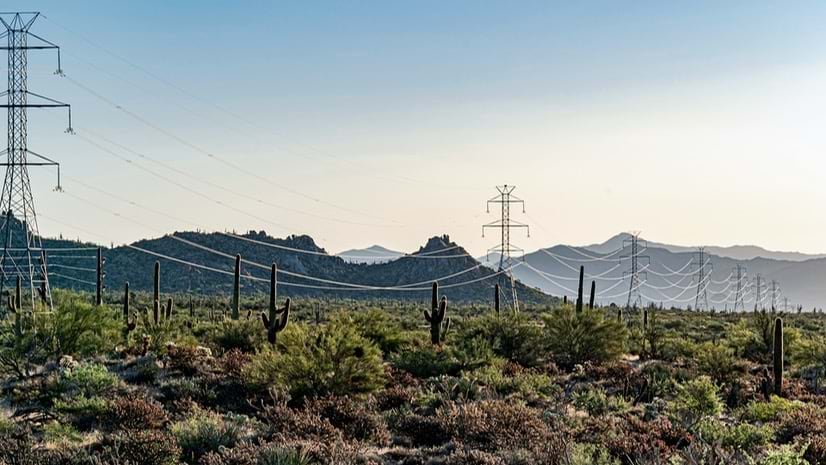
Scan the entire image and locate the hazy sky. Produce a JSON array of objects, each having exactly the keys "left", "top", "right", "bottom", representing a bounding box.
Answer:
[{"left": 8, "top": 1, "right": 826, "bottom": 255}]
